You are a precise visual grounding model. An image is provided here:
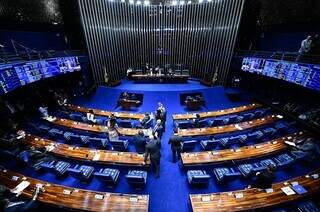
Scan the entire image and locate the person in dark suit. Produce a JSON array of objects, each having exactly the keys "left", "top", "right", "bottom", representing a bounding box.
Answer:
[
  {"left": 153, "top": 119, "right": 164, "bottom": 139},
  {"left": 144, "top": 135, "right": 161, "bottom": 178},
  {"left": 140, "top": 113, "right": 151, "bottom": 128},
  {"left": 248, "top": 164, "right": 276, "bottom": 189},
  {"left": 168, "top": 135, "right": 183, "bottom": 163},
  {"left": 108, "top": 113, "right": 117, "bottom": 128},
  {"left": 133, "top": 130, "right": 147, "bottom": 154},
  {"left": 193, "top": 113, "right": 201, "bottom": 128}
]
